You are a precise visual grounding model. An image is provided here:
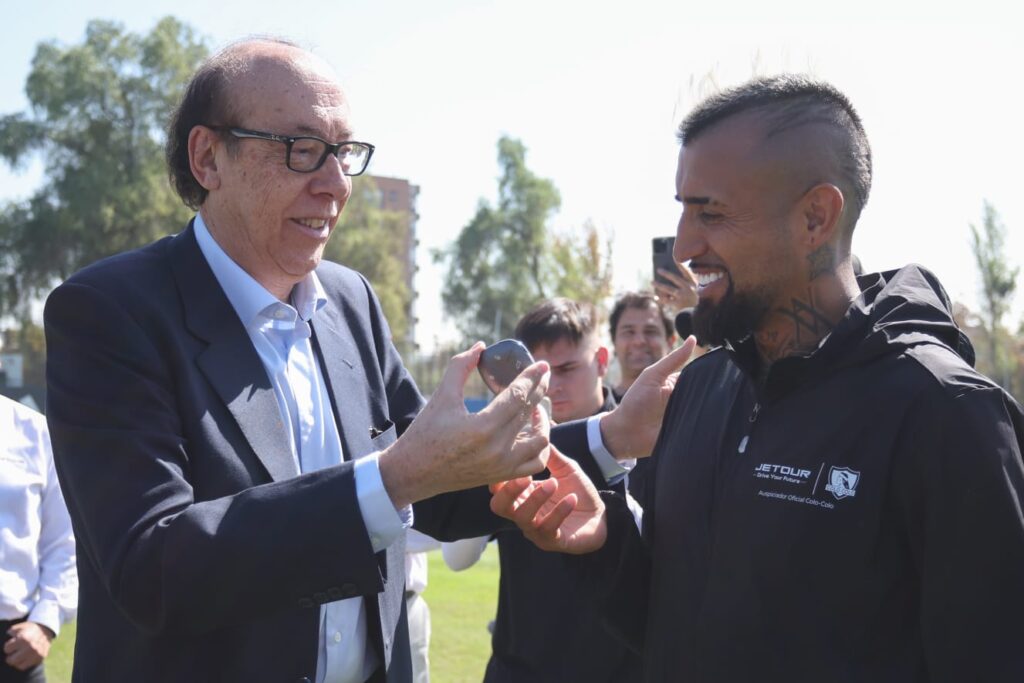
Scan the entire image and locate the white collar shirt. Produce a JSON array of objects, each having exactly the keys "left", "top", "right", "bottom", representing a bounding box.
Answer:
[
  {"left": 194, "top": 213, "right": 405, "bottom": 683},
  {"left": 0, "top": 395, "right": 78, "bottom": 636}
]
